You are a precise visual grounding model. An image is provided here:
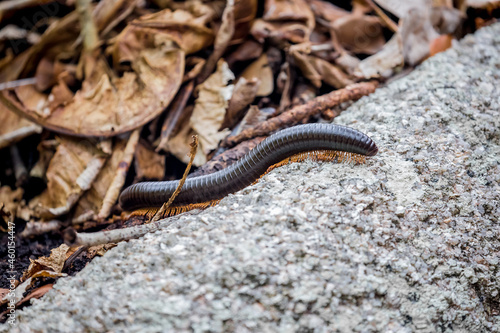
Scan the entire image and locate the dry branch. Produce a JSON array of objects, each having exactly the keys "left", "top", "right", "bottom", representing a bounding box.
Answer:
[
  {"left": 64, "top": 217, "right": 179, "bottom": 247},
  {"left": 222, "top": 81, "right": 378, "bottom": 148}
]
